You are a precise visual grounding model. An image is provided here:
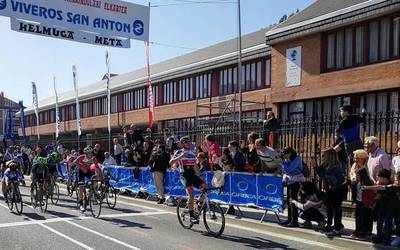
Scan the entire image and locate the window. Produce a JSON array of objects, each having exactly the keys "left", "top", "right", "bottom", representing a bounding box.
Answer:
[
  {"left": 265, "top": 59, "right": 271, "bottom": 86},
  {"left": 325, "top": 15, "right": 400, "bottom": 71},
  {"left": 163, "top": 82, "right": 177, "bottom": 104},
  {"left": 152, "top": 85, "right": 159, "bottom": 106},
  {"left": 178, "top": 77, "right": 193, "bottom": 102},
  {"left": 134, "top": 88, "right": 147, "bottom": 109},
  {"left": 124, "top": 91, "right": 134, "bottom": 111},
  {"left": 111, "top": 95, "right": 118, "bottom": 113}
]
